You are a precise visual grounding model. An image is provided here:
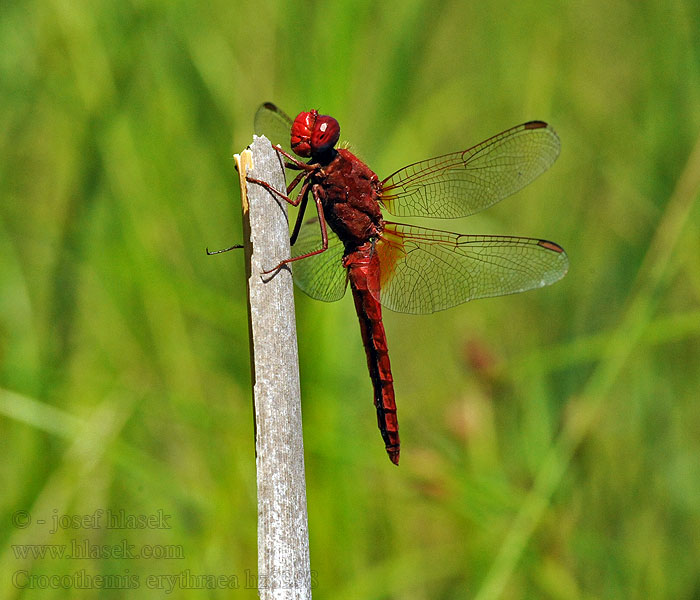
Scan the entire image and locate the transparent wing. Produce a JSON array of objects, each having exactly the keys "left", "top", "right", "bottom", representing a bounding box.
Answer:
[
  {"left": 254, "top": 102, "right": 308, "bottom": 189},
  {"left": 254, "top": 102, "right": 294, "bottom": 155},
  {"left": 371, "top": 222, "right": 568, "bottom": 314},
  {"left": 380, "top": 121, "right": 560, "bottom": 218},
  {"left": 291, "top": 217, "right": 348, "bottom": 302}
]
